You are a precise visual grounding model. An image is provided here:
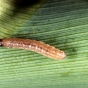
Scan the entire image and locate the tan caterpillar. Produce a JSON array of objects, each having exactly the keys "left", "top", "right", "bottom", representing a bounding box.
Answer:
[{"left": 0, "top": 38, "right": 66, "bottom": 60}]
